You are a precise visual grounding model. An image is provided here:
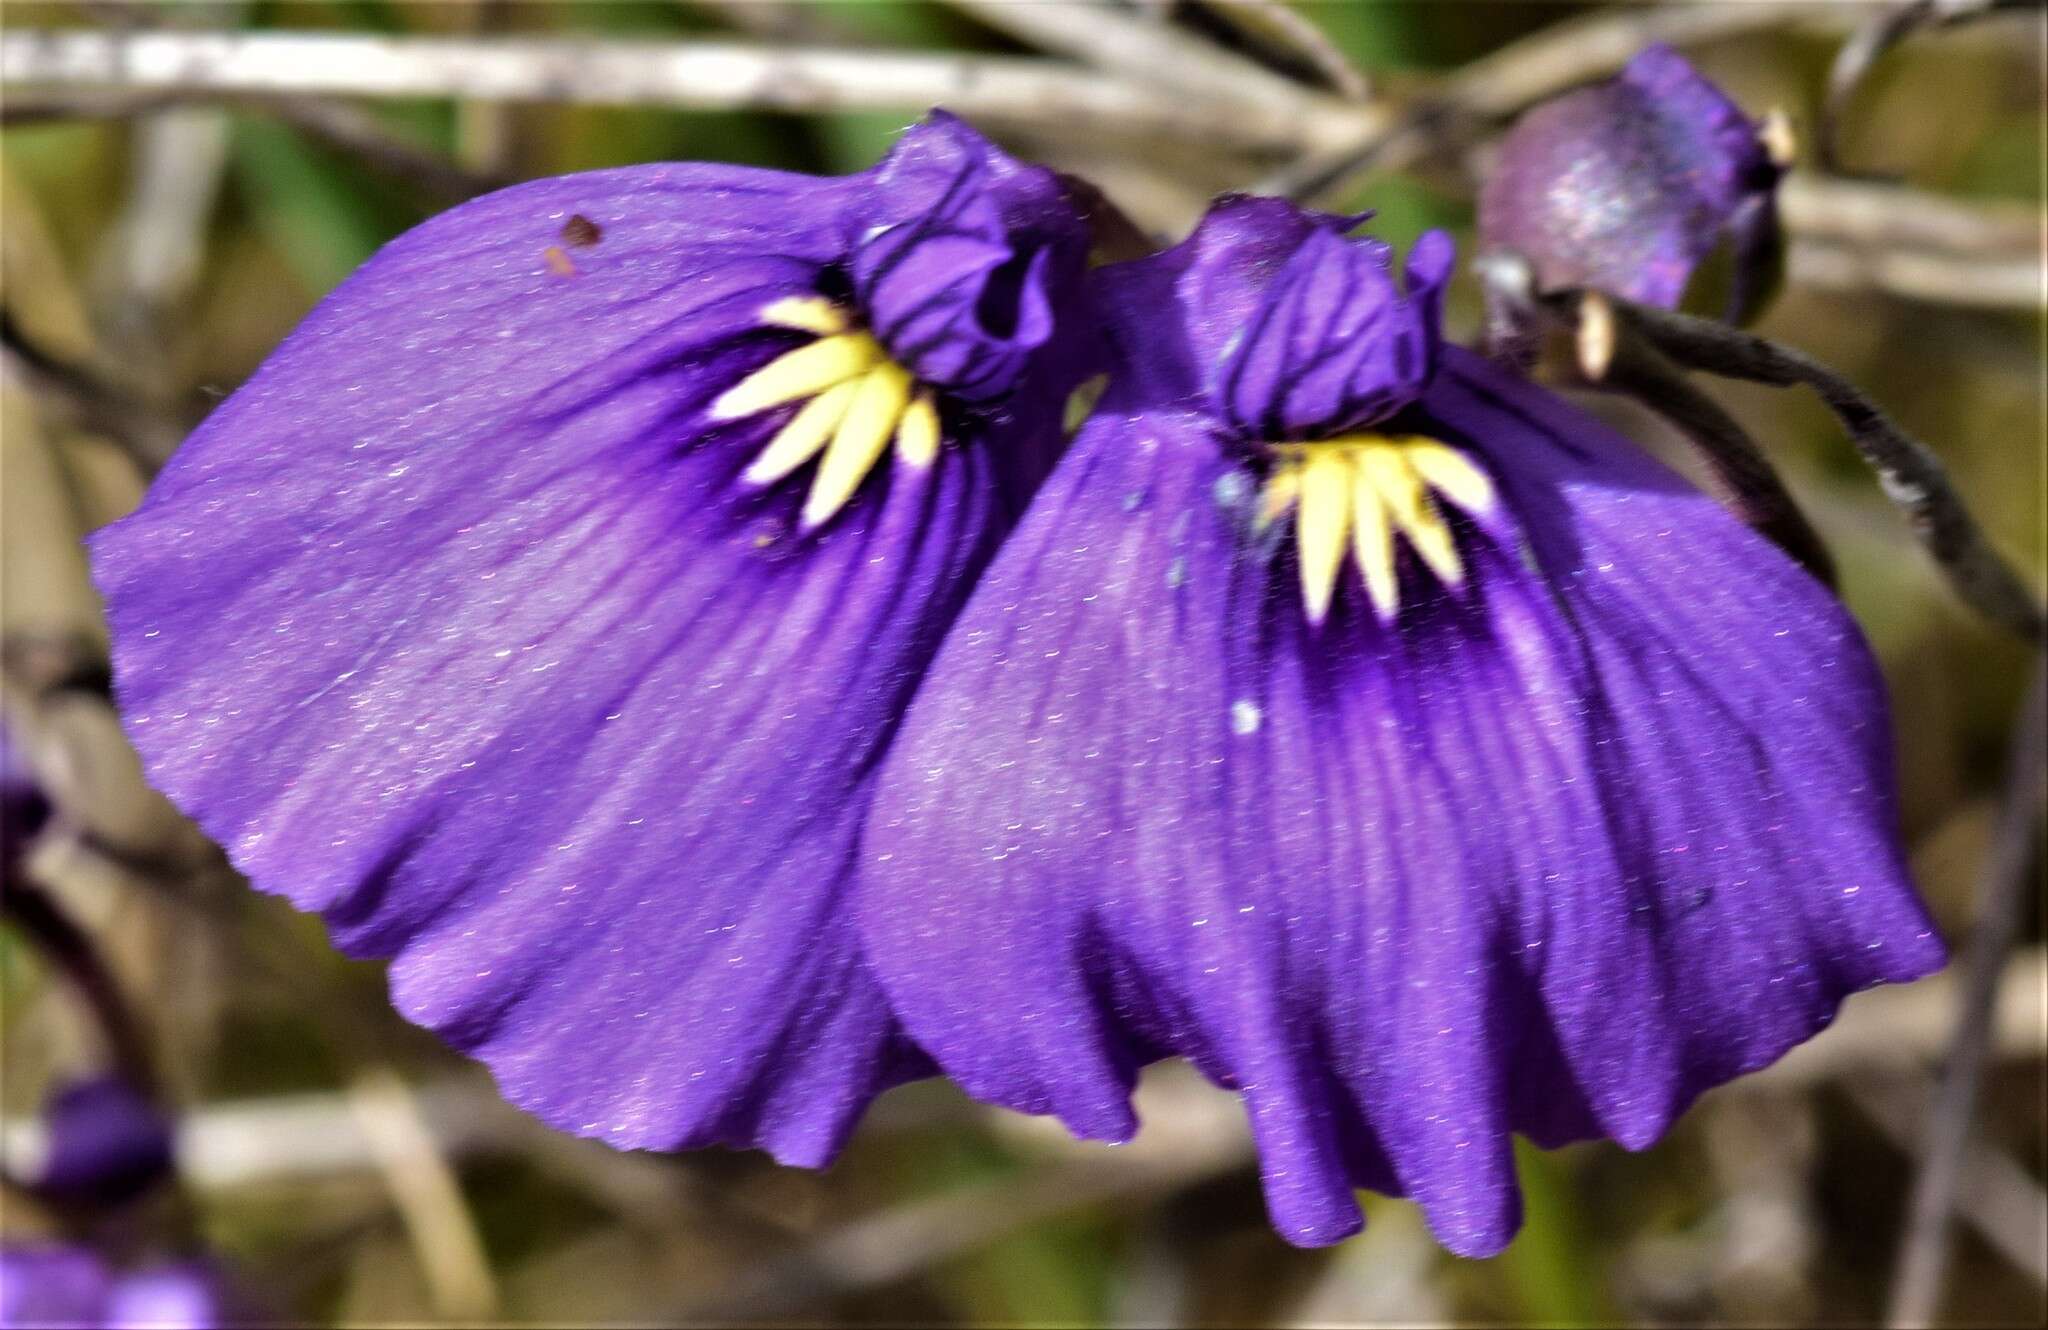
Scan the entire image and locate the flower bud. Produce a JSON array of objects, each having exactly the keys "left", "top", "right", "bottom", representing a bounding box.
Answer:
[{"left": 1479, "top": 44, "right": 1788, "bottom": 324}]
